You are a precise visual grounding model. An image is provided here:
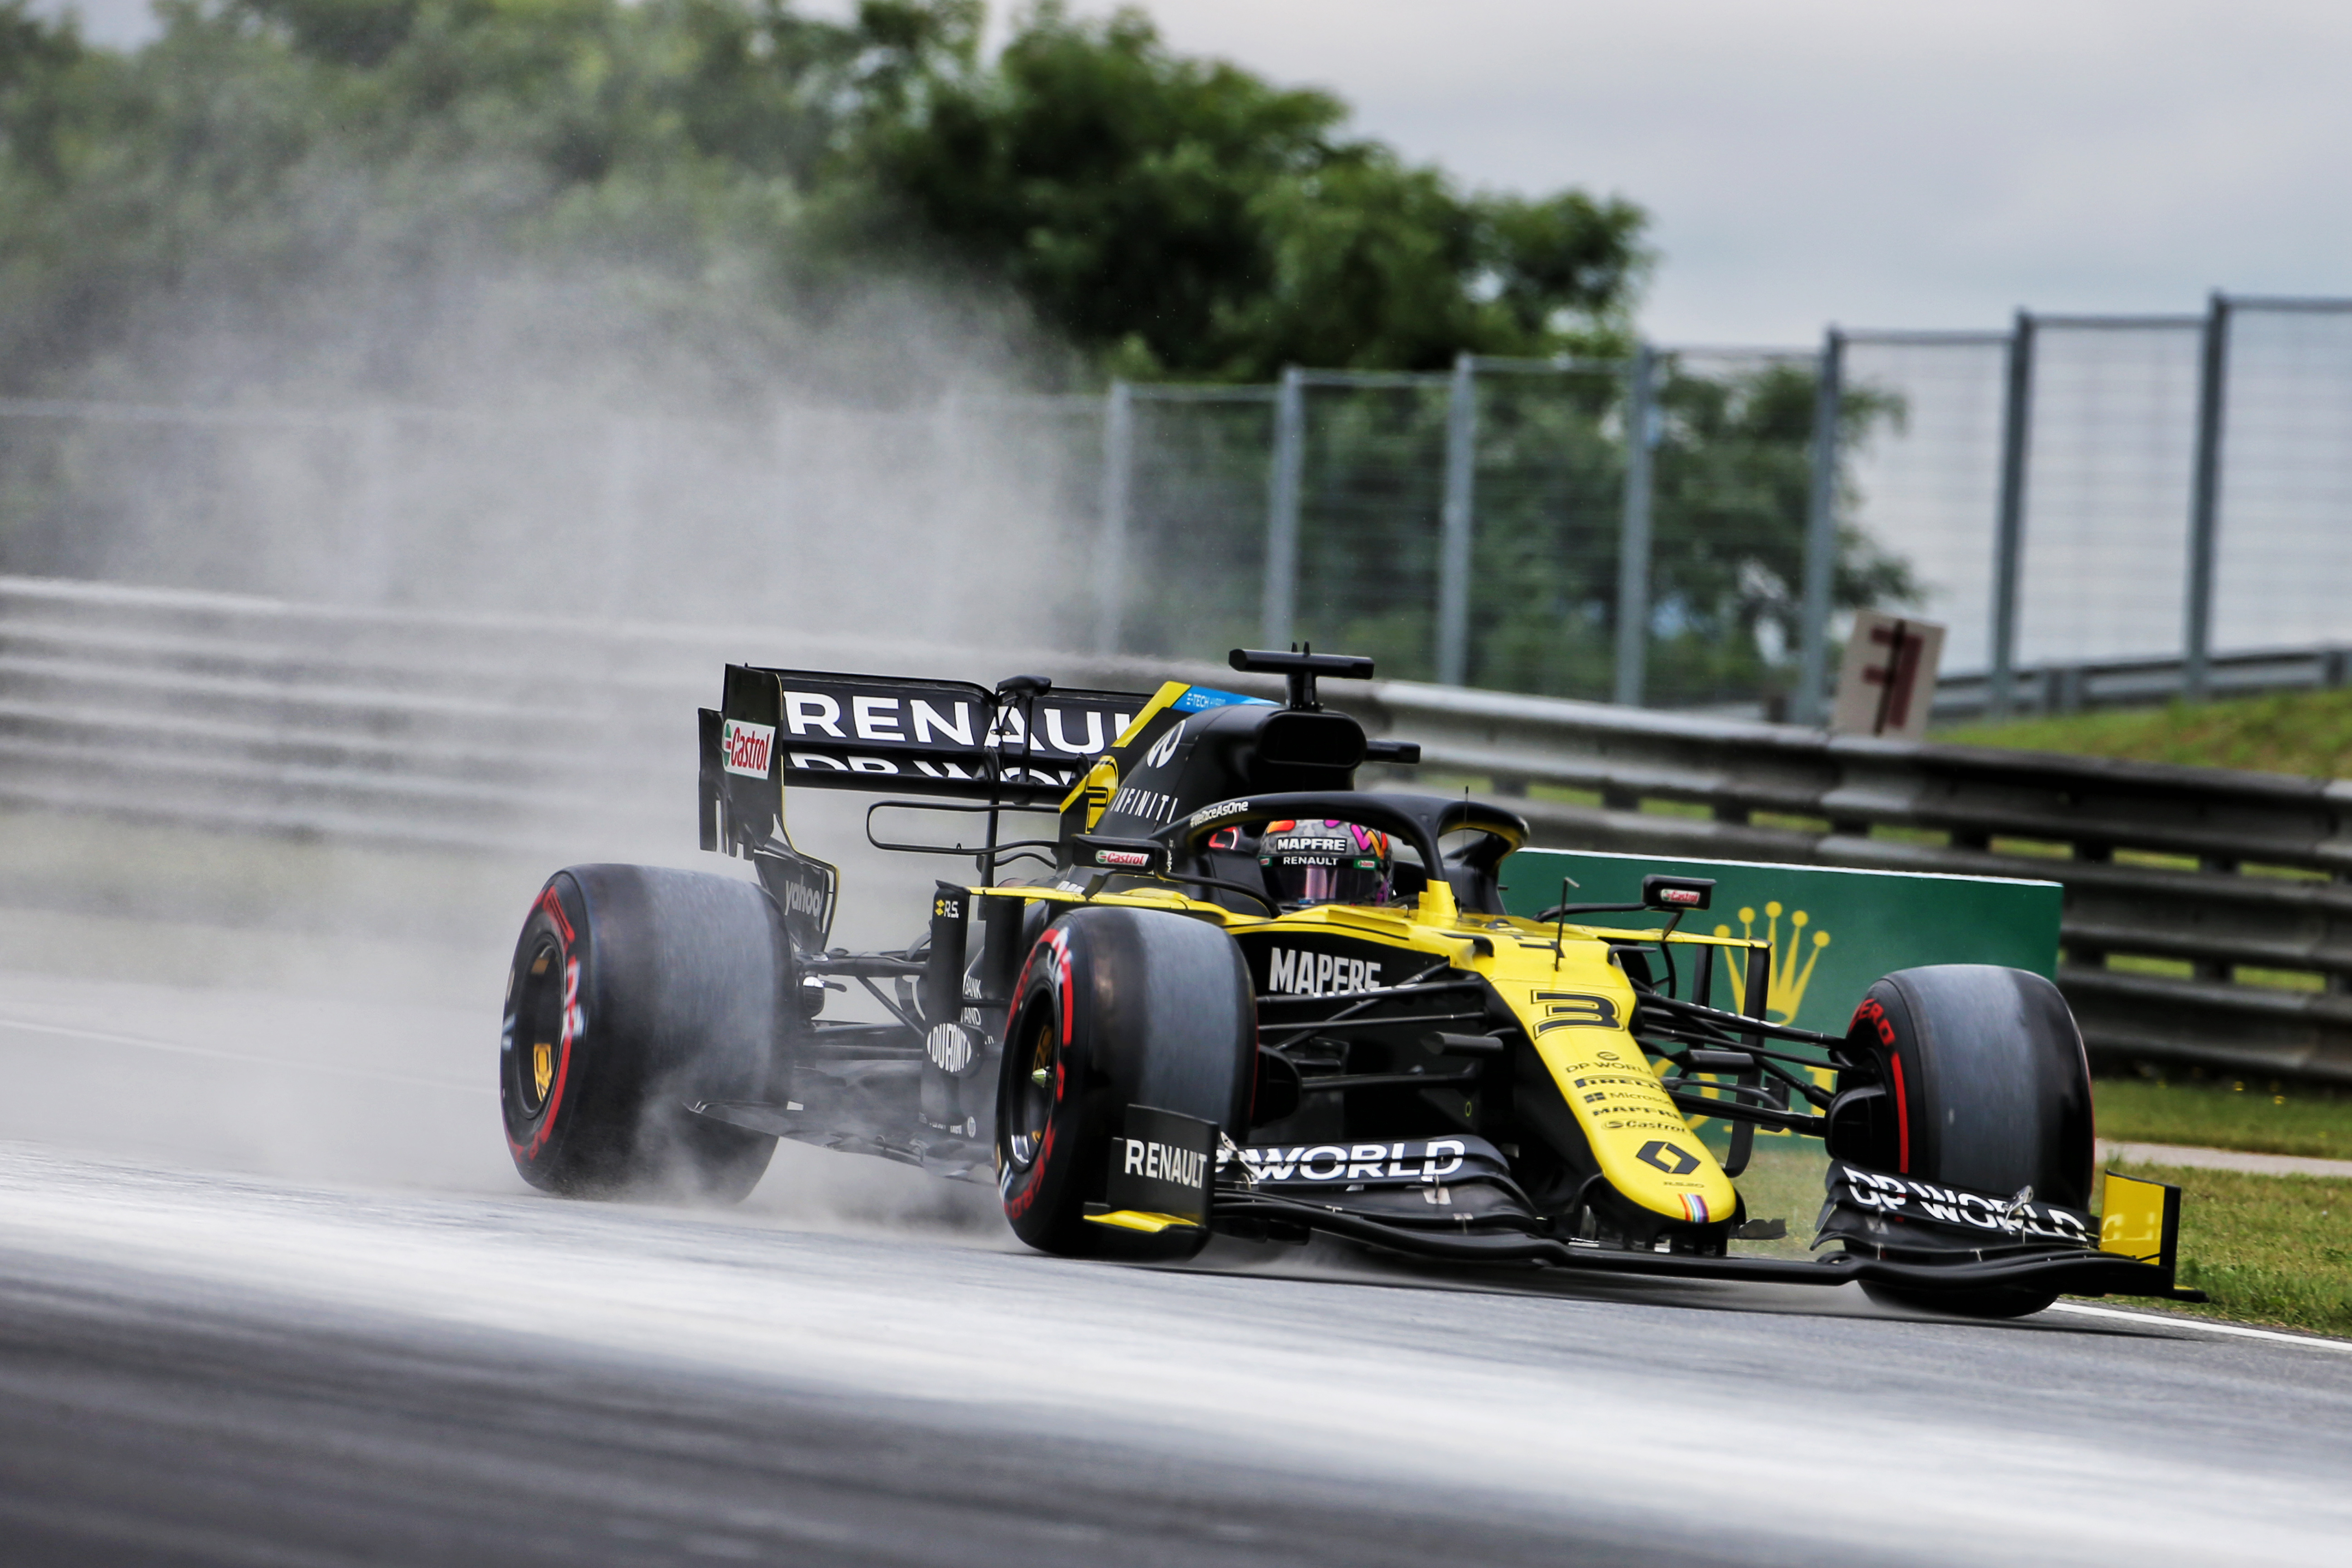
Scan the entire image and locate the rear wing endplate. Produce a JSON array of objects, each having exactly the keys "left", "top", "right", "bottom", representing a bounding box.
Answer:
[{"left": 700, "top": 665, "right": 1151, "bottom": 848}]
